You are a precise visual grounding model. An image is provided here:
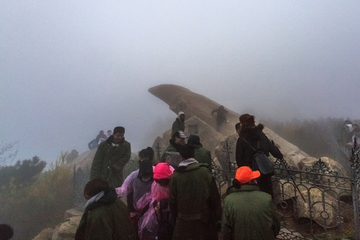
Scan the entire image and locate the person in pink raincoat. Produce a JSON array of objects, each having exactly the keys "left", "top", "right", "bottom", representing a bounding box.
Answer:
[{"left": 136, "top": 162, "right": 175, "bottom": 240}]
